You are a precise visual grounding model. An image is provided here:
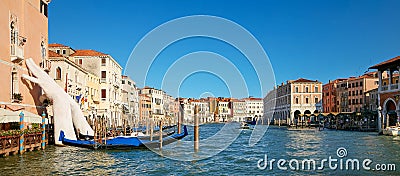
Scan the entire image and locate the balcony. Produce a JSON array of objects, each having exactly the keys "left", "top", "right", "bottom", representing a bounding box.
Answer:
[
  {"left": 10, "top": 44, "right": 24, "bottom": 63},
  {"left": 380, "top": 84, "right": 399, "bottom": 92},
  {"left": 40, "top": 59, "right": 51, "bottom": 72}
]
